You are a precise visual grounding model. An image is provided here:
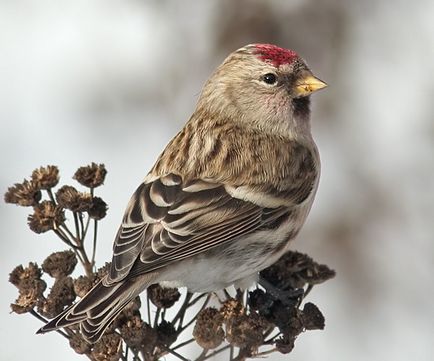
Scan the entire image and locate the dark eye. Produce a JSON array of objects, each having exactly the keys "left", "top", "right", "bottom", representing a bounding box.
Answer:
[{"left": 262, "top": 73, "right": 277, "bottom": 85}]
